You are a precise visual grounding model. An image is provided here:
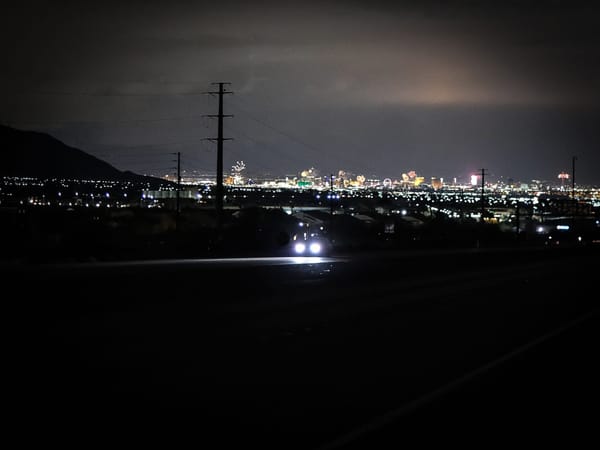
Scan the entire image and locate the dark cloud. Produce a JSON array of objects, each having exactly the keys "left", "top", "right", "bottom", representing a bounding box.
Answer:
[{"left": 2, "top": 0, "right": 600, "bottom": 183}]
